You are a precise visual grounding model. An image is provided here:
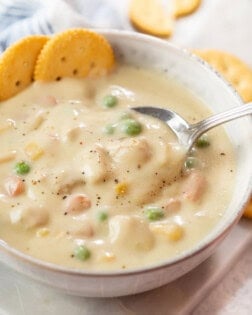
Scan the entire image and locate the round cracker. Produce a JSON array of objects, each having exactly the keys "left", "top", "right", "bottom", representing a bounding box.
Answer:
[
  {"left": 0, "top": 35, "right": 49, "bottom": 101},
  {"left": 34, "top": 29, "right": 115, "bottom": 81},
  {"left": 194, "top": 50, "right": 252, "bottom": 102},
  {"left": 195, "top": 49, "right": 252, "bottom": 219},
  {"left": 175, "top": 0, "right": 201, "bottom": 18},
  {"left": 129, "top": 0, "right": 174, "bottom": 37},
  {"left": 243, "top": 200, "right": 252, "bottom": 219}
]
